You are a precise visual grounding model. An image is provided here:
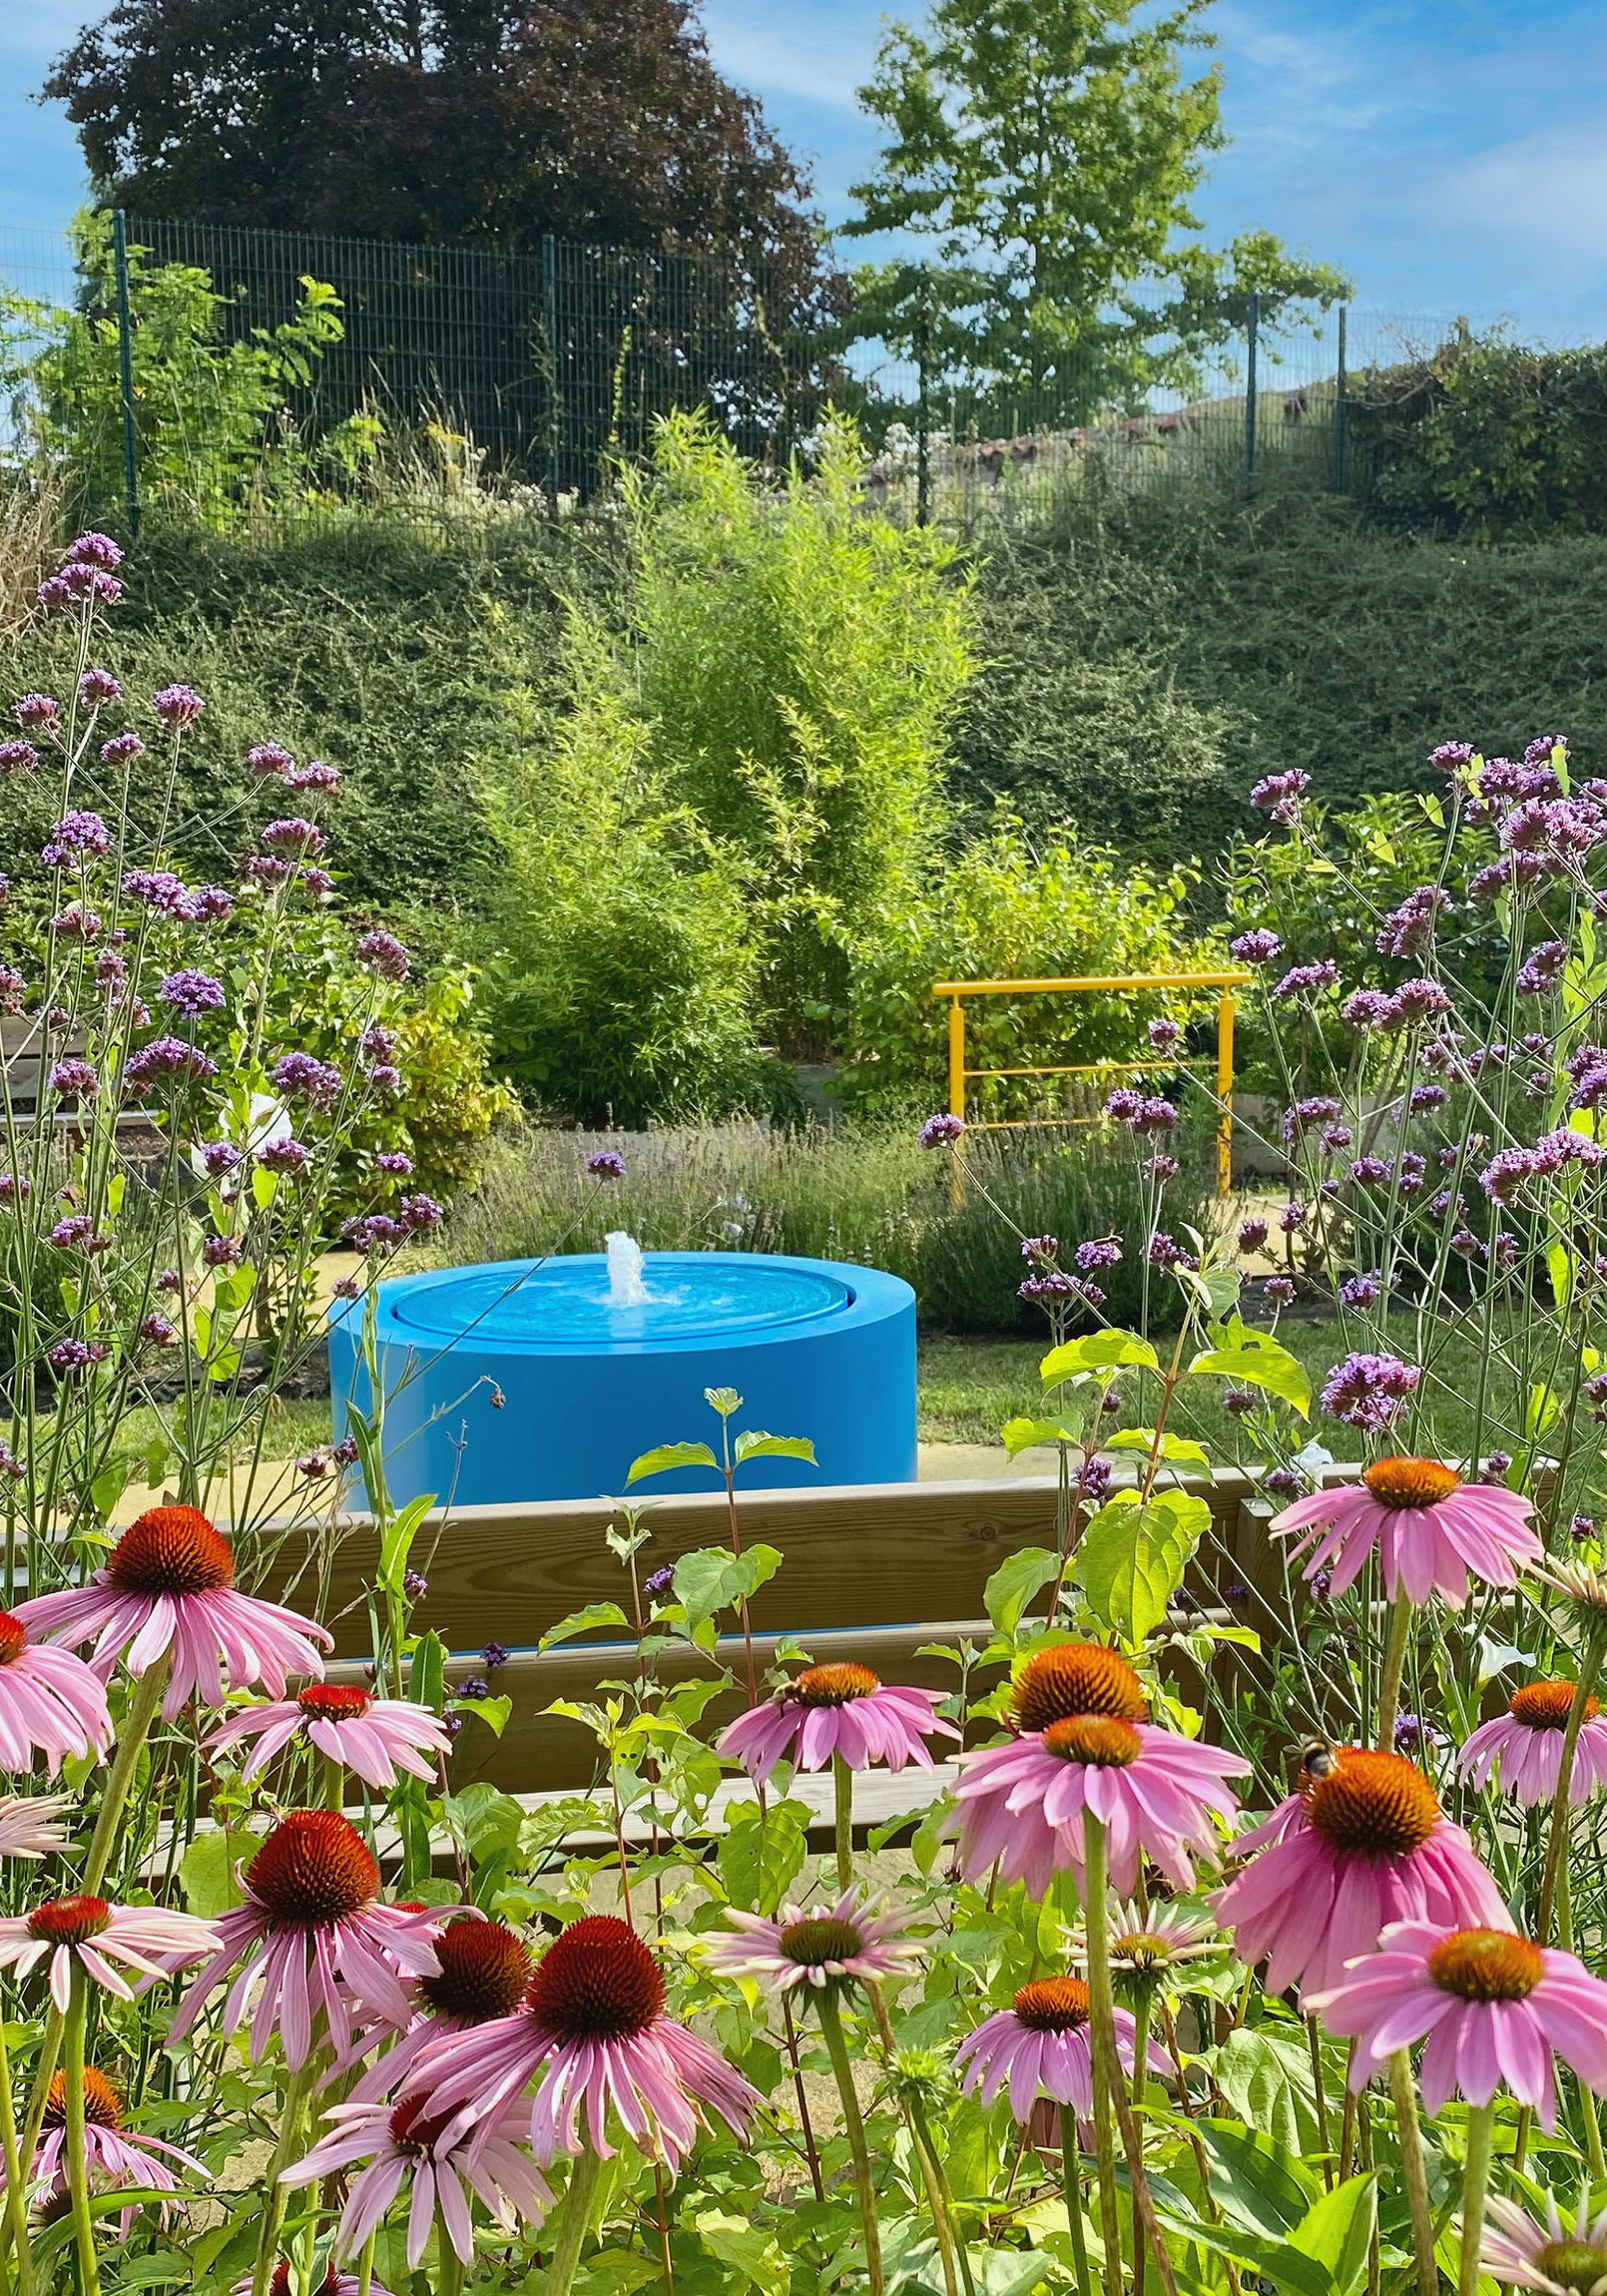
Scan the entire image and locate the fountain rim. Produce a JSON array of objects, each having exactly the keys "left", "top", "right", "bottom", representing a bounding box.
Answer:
[{"left": 327, "top": 1250, "right": 915, "bottom": 1361}]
